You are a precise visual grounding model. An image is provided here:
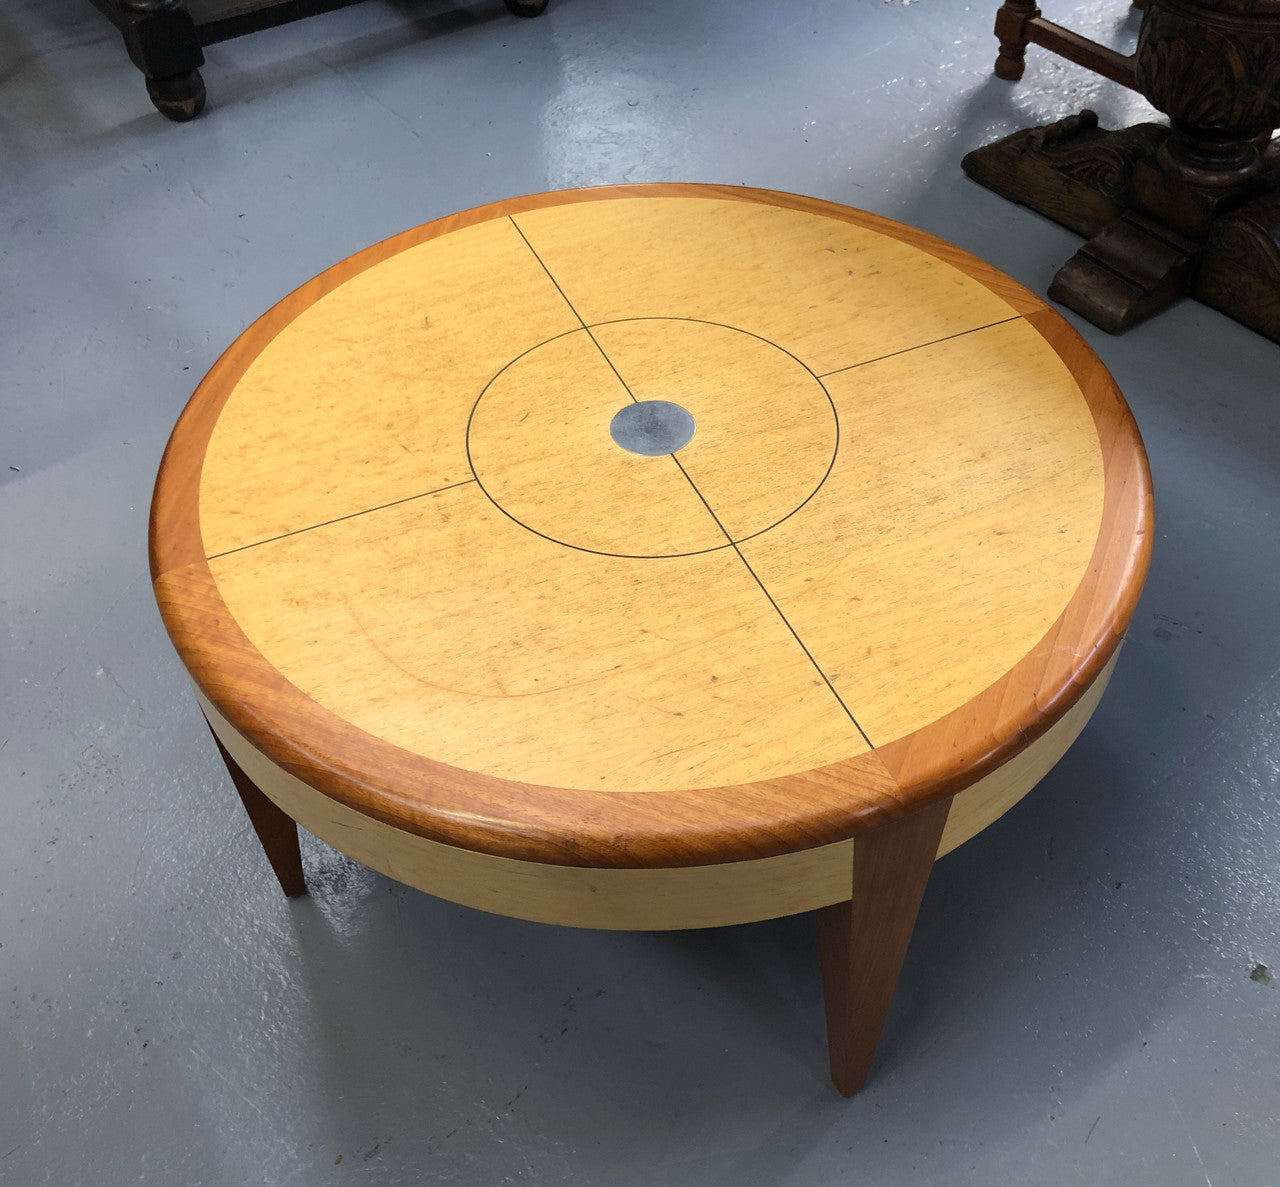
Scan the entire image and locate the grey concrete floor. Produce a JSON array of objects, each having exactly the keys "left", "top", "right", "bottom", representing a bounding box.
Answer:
[{"left": 3, "top": 0, "right": 1279, "bottom": 1183}]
